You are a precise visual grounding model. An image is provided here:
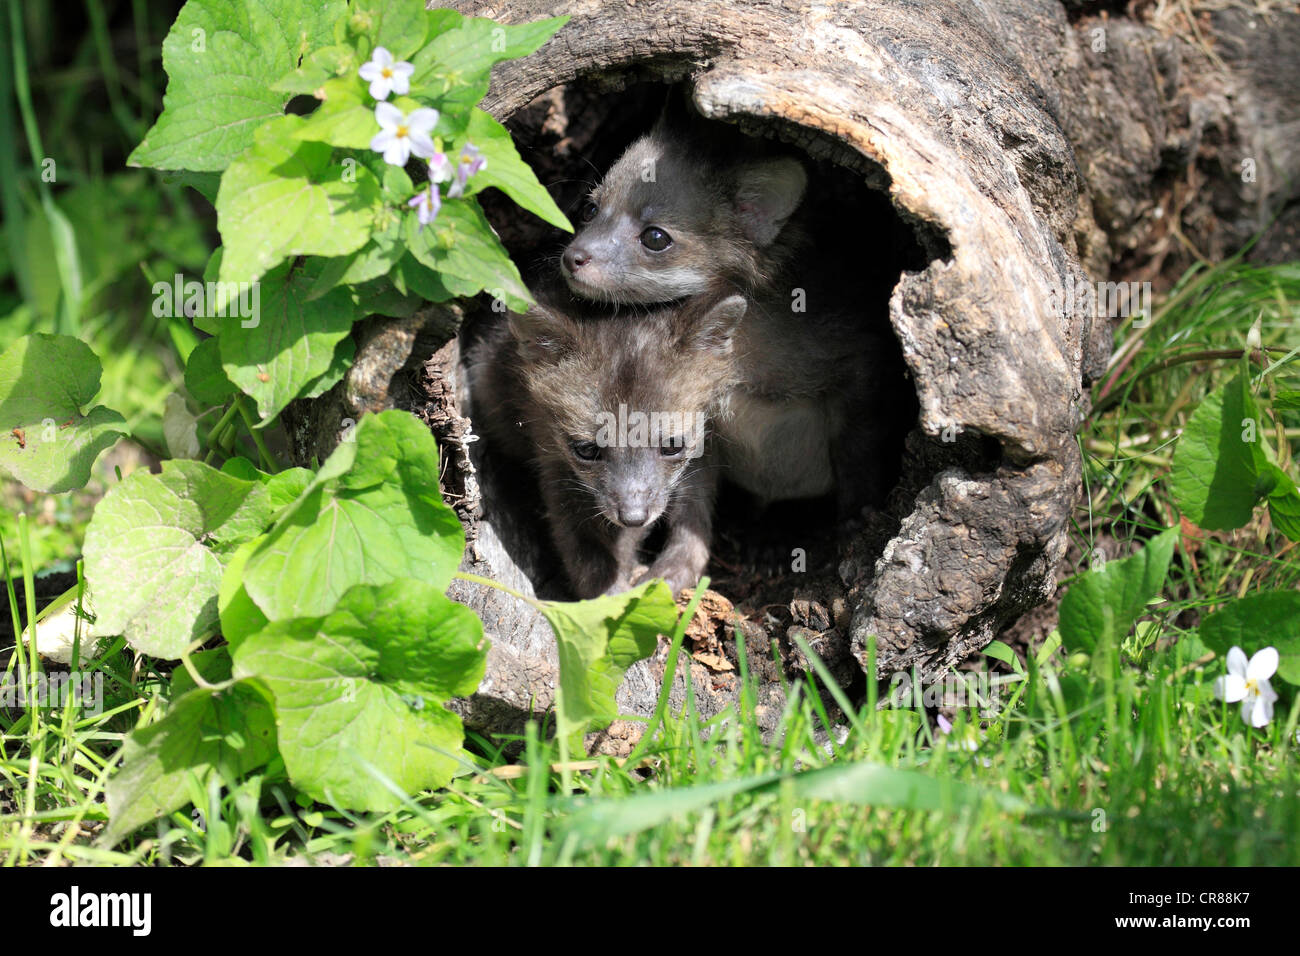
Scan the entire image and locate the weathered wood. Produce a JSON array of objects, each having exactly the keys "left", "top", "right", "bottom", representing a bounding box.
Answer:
[{"left": 285, "top": 0, "right": 1300, "bottom": 740}]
